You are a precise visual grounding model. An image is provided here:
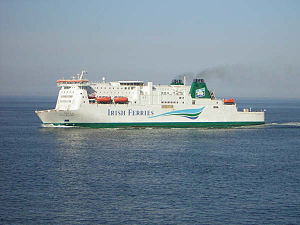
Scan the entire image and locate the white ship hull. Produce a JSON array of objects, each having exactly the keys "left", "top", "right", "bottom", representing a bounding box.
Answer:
[
  {"left": 35, "top": 70, "right": 264, "bottom": 128},
  {"left": 36, "top": 103, "right": 264, "bottom": 128}
]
